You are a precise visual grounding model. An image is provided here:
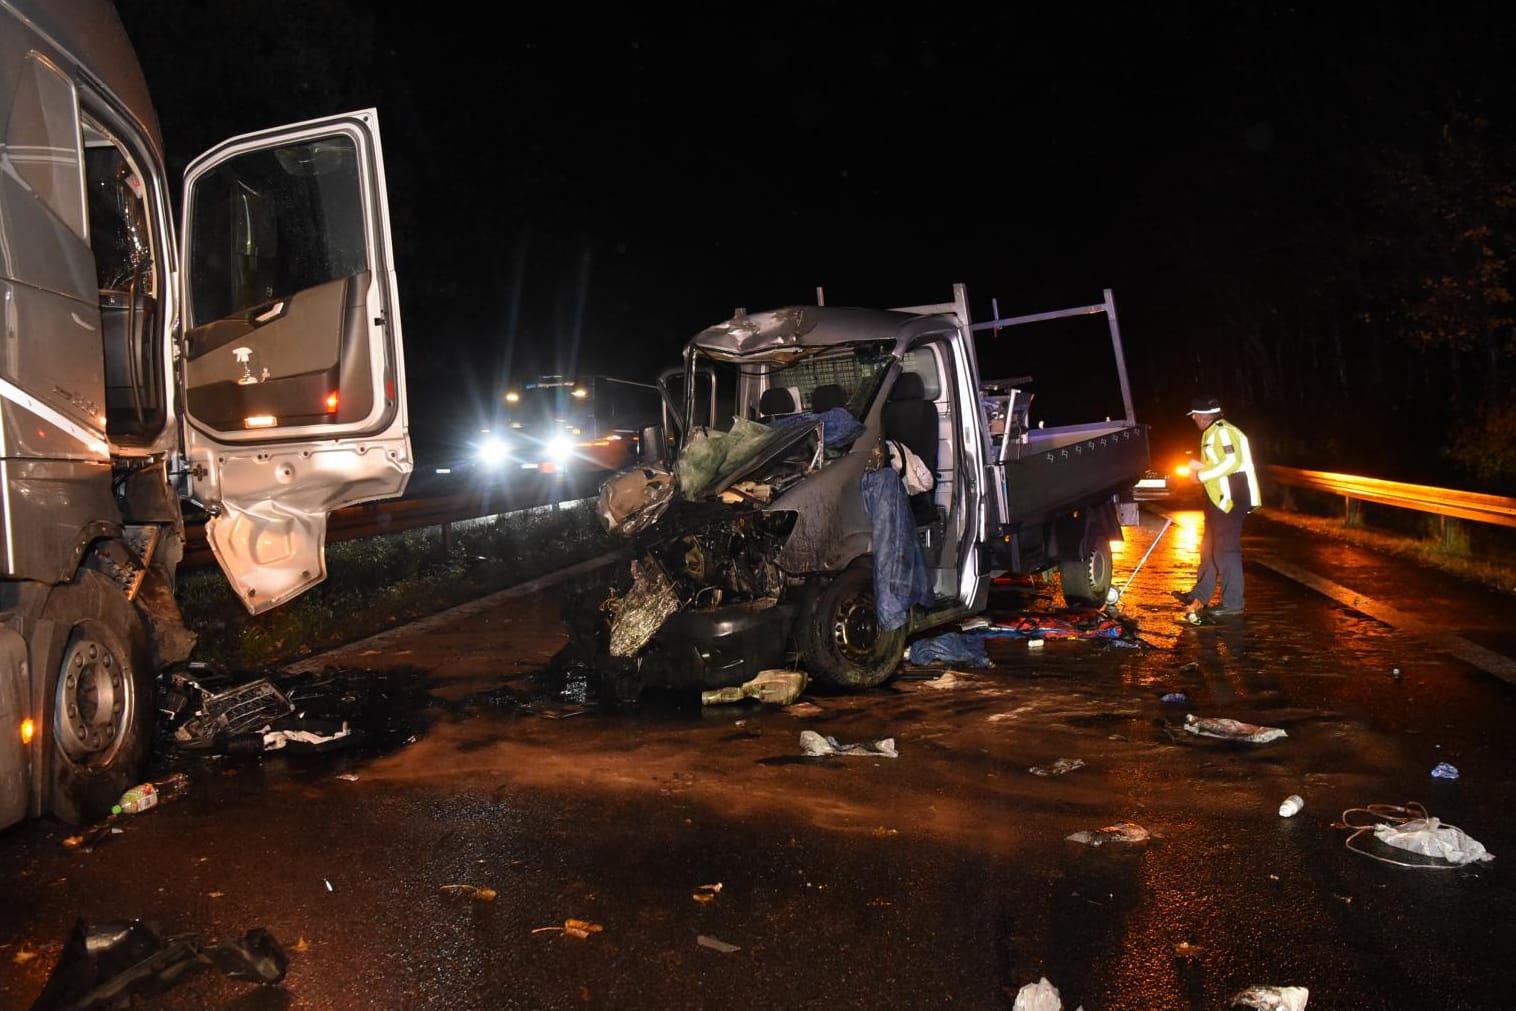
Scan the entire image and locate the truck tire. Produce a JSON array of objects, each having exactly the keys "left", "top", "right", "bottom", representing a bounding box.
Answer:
[
  {"left": 1059, "top": 539, "right": 1113, "bottom": 606},
  {"left": 800, "top": 557, "right": 905, "bottom": 690},
  {"left": 43, "top": 570, "right": 154, "bottom": 825}
]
